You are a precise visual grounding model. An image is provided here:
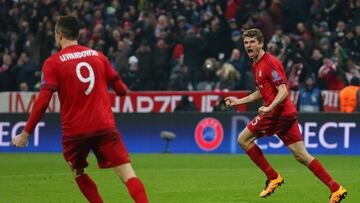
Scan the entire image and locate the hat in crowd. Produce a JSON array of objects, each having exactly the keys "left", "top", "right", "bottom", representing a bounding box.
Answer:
[
  {"left": 124, "top": 21, "right": 132, "bottom": 28},
  {"left": 320, "top": 21, "right": 328, "bottom": 29},
  {"left": 305, "top": 74, "right": 315, "bottom": 81},
  {"left": 177, "top": 15, "right": 186, "bottom": 22},
  {"left": 319, "top": 37, "right": 330, "bottom": 46},
  {"left": 128, "top": 55, "right": 139, "bottom": 65},
  {"left": 228, "top": 18, "right": 236, "bottom": 23},
  {"left": 106, "top": 6, "right": 116, "bottom": 15},
  {"left": 231, "top": 30, "right": 241, "bottom": 37}
]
